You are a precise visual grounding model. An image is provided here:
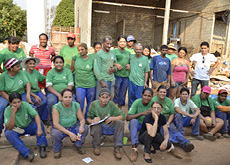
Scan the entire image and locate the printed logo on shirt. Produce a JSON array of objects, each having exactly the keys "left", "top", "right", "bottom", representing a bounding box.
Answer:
[
  {"left": 86, "top": 64, "right": 90, "bottom": 69},
  {"left": 19, "top": 80, "right": 23, "bottom": 85},
  {"left": 111, "top": 57, "right": 114, "bottom": 60},
  {"left": 159, "top": 62, "right": 167, "bottom": 65},
  {"left": 25, "top": 114, "right": 28, "bottom": 120},
  {"left": 35, "top": 79, "right": 37, "bottom": 82},
  {"left": 139, "top": 63, "right": 142, "bottom": 67},
  {"left": 165, "top": 106, "right": 169, "bottom": 111},
  {"left": 63, "top": 76, "right": 66, "bottom": 79}
]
